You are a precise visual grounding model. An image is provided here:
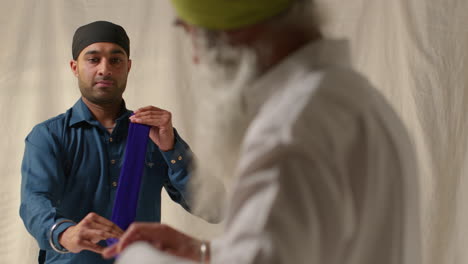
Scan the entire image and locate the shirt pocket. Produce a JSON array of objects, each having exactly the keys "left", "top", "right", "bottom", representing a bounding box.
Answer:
[
  {"left": 144, "top": 148, "right": 167, "bottom": 178},
  {"left": 141, "top": 143, "right": 168, "bottom": 190}
]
